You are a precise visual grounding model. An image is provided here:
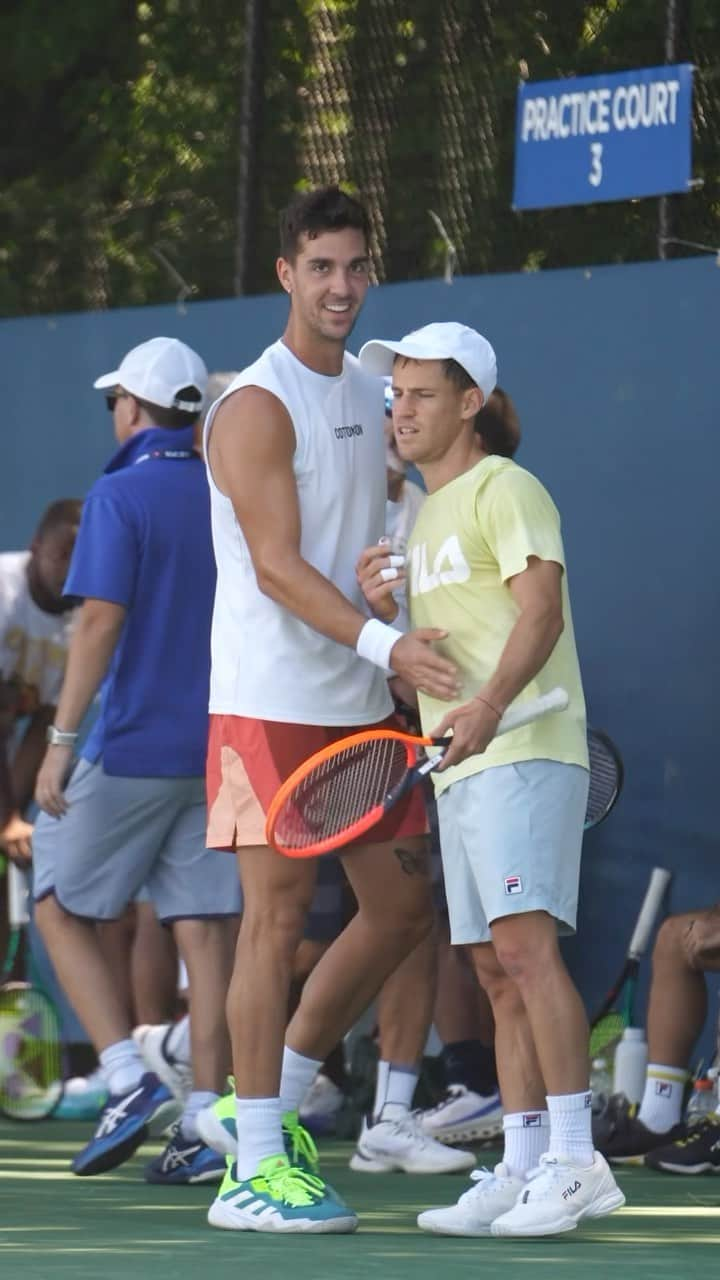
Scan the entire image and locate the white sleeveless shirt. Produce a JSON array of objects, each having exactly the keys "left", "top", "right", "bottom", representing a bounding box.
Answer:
[{"left": 204, "top": 340, "right": 393, "bottom": 725}]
